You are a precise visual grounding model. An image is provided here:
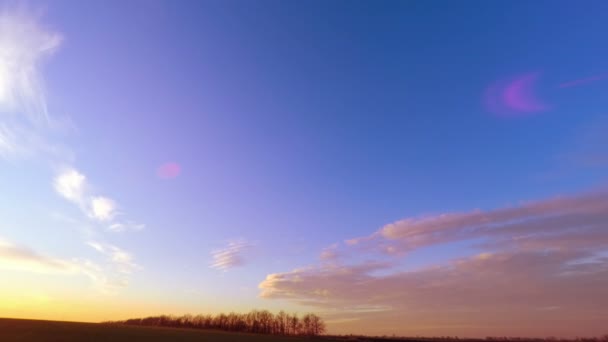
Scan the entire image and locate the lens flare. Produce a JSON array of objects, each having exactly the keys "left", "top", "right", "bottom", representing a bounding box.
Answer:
[
  {"left": 156, "top": 162, "right": 181, "bottom": 179},
  {"left": 484, "top": 72, "right": 549, "bottom": 116}
]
